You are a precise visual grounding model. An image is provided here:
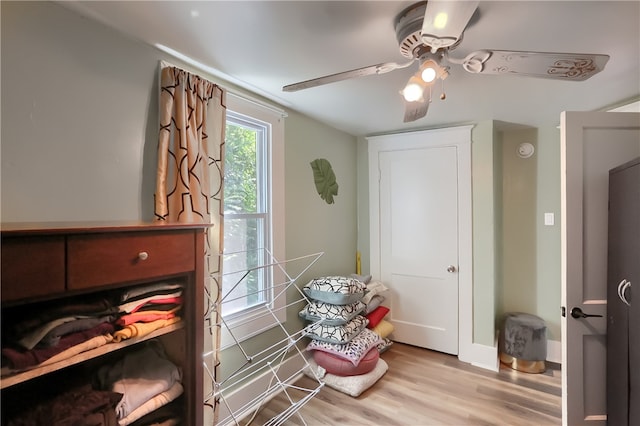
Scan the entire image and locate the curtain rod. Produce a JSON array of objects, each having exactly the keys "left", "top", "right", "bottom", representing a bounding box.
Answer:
[{"left": 159, "top": 59, "right": 288, "bottom": 118}]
